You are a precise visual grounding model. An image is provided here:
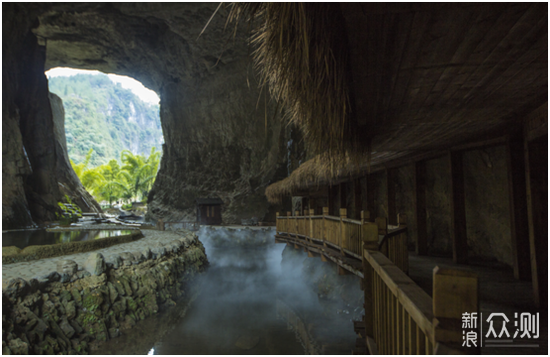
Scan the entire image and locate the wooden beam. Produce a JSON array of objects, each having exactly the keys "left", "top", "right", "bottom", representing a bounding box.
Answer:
[
  {"left": 387, "top": 168, "right": 397, "bottom": 225},
  {"left": 506, "top": 131, "right": 531, "bottom": 280},
  {"left": 414, "top": 161, "right": 428, "bottom": 255},
  {"left": 449, "top": 151, "right": 468, "bottom": 264},
  {"left": 524, "top": 134, "right": 548, "bottom": 308}
]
